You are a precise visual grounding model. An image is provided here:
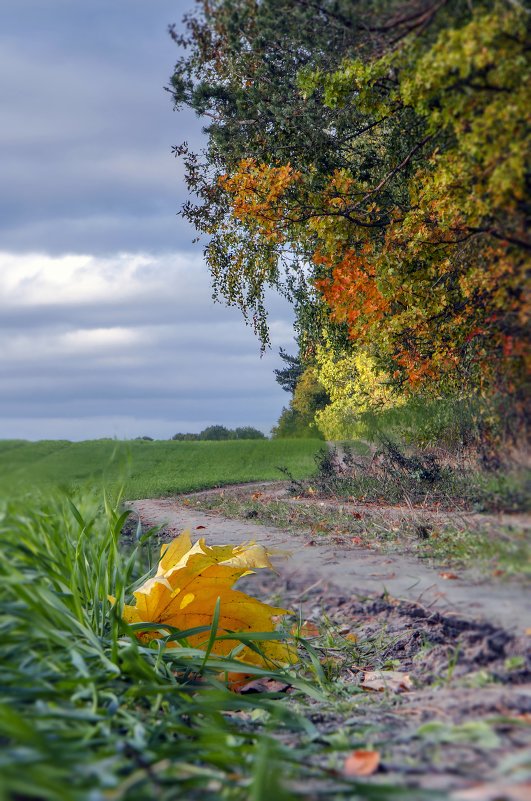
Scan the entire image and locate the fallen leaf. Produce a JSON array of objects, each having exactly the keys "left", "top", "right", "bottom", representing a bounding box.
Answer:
[
  {"left": 439, "top": 571, "right": 459, "bottom": 580},
  {"left": 110, "top": 531, "right": 293, "bottom": 667},
  {"left": 195, "top": 525, "right": 206, "bottom": 530},
  {"left": 351, "top": 536, "right": 363, "bottom": 545},
  {"left": 525, "top": 628, "right": 531, "bottom": 636},
  {"left": 511, "top": 713, "right": 531, "bottom": 723},
  {"left": 251, "top": 492, "right": 263, "bottom": 500},
  {"left": 352, "top": 512, "right": 363, "bottom": 519},
  {"left": 236, "top": 677, "right": 291, "bottom": 694},
  {"left": 451, "top": 781, "right": 531, "bottom": 800},
  {"left": 361, "top": 670, "right": 412, "bottom": 693},
  {"left": 343, "top": 750, "right": 380, "bottom": 777},
  {"left": 344, "top": 633, "right": 358, "bottom": 643},
  {"left": 292, "top": 621, "right": 319, "bottom": 638},
  {"left": 225, "top": 671, "right": 254, "bottom": 691}
]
